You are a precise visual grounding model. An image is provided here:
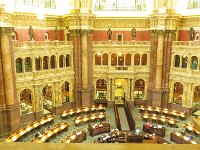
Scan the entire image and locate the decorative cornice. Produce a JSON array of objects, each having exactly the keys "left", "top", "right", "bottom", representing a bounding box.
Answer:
[
  {"left": 94, "top": 17, "right": 150, "bottom": 28},
  {"left": 180, "top": 16, "right": 200, "bottom": 27}
]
